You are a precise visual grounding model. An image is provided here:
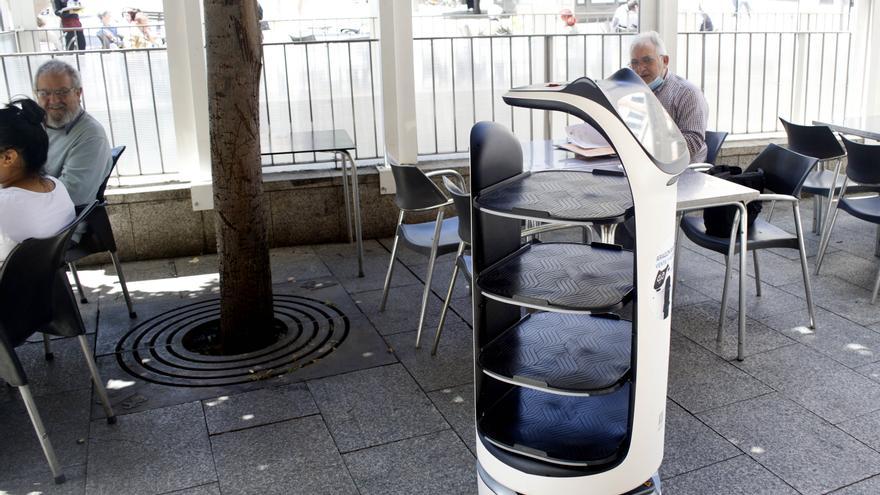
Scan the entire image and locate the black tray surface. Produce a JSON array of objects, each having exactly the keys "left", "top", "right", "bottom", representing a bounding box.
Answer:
[
  {"left": 477, "top": 242, "right": 633, "bottom": 312},
  {"left": 480, "top": 313, "right": 631, "bottom": 393},
  {"left": 479, "top": 383, "right": 631, "bottom": 466},
  {"left": 475, "top": 170, "right": 632, "bottom": 223}
]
